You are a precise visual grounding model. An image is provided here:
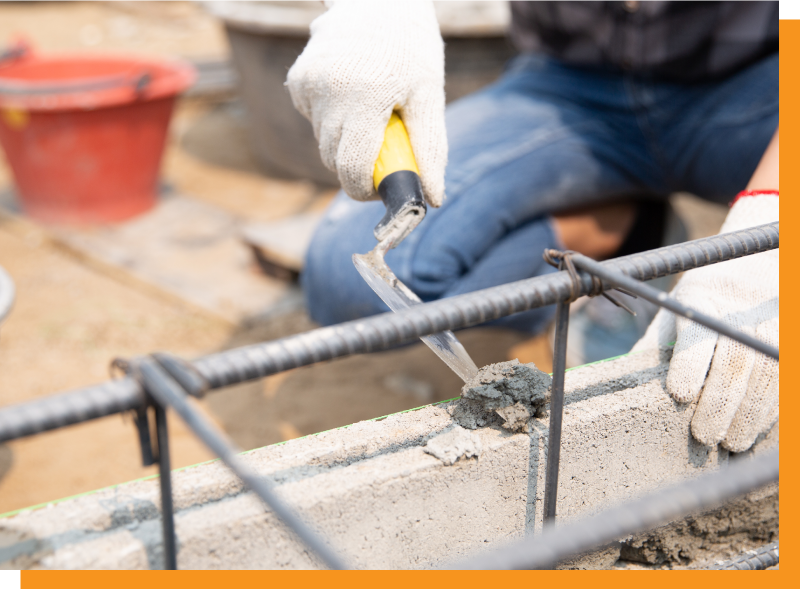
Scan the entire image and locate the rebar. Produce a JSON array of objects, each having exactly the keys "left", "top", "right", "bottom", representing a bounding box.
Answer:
[
  {"left": 709, "top": 542, "right": 779, "bottom": 570},
  {"left": 451, "top": 449, "right": 778, "bottom": 570},
  {"left": 0, "top": 223, "right": 778, "bottom": 445},
  {"left": 154, "top": 403, "right": 177, "bottom": 570},
  {"left": 568, "top": 252, "right": 779, "bottom": 360},
  {"left": 135, "top": 356, "right": 347, "bottom": 570},
  {"left": 538, "top": 244, "right": 778, "bottom": 533},
  {"left": 543, "top": 300, "right": 569, "bottom": 526}
]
